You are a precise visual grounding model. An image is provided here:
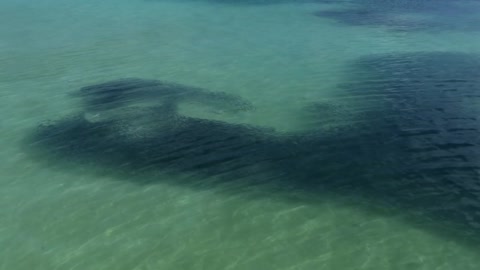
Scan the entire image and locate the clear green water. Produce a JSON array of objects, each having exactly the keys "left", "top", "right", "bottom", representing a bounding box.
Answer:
[{"left": 2, "top": 0, "right": 480, "bottom": 269}]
